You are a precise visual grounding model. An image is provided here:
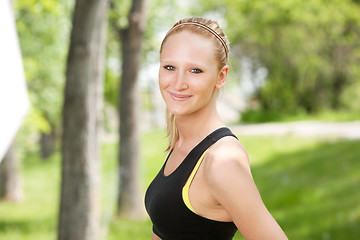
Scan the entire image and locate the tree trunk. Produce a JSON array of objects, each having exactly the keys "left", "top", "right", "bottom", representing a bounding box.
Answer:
[
  {"left": 117, "top": 0, "right": 147, "bottom": 217},
  {"left": 58, "top": 0, "right": 108, "bottom": 240},
  {"left": 40, "top": 125, "right": 56, "bottom": 159},
  {"left": 0, "top": 140, "right": 23, "bottom": 202}
]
